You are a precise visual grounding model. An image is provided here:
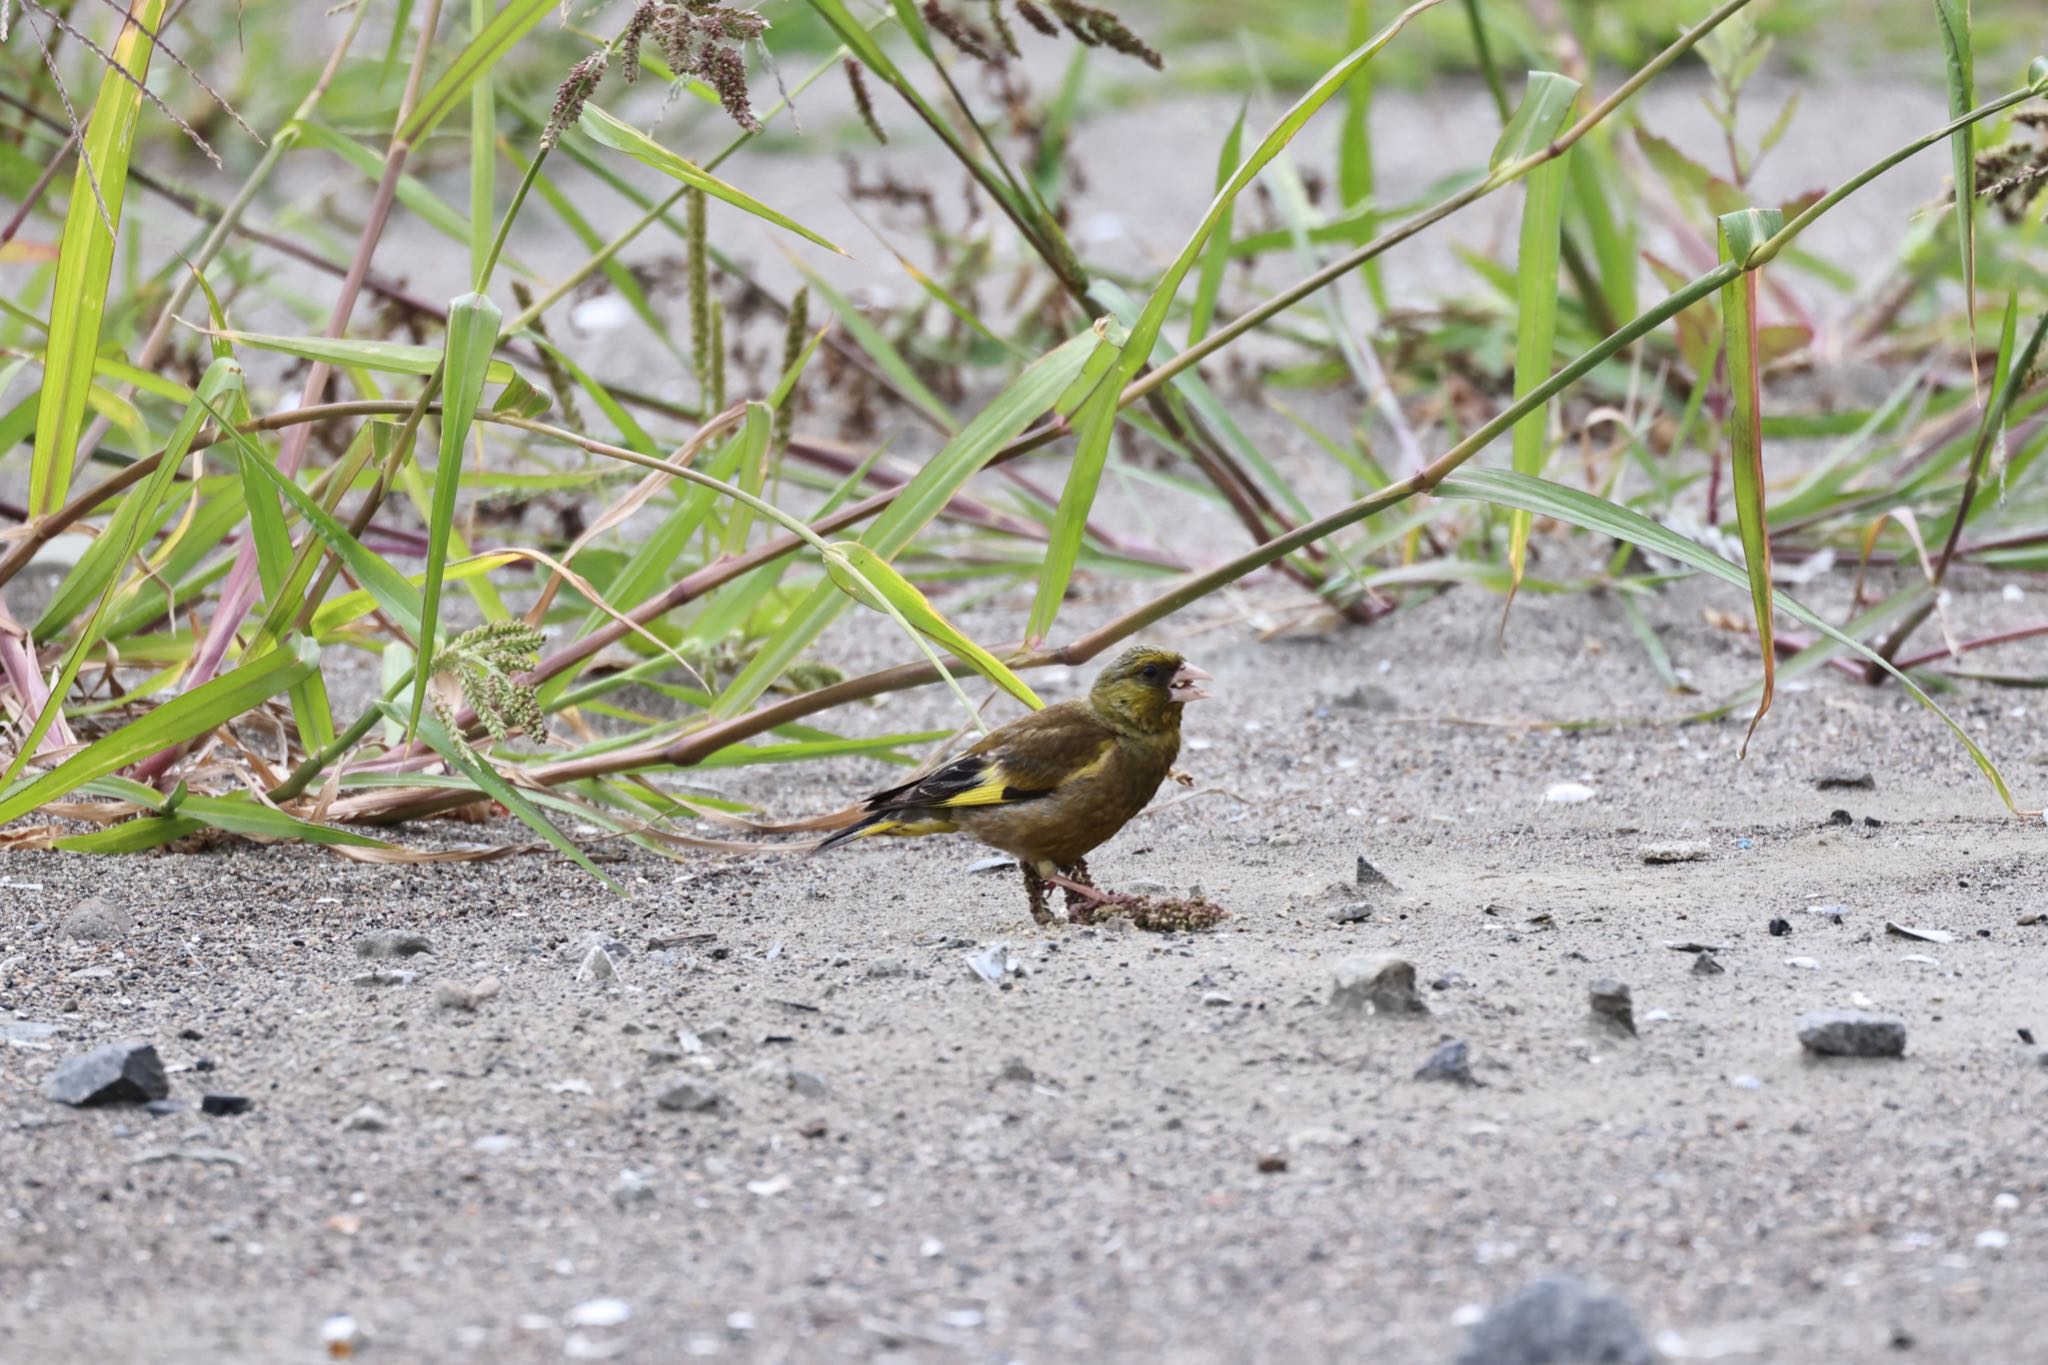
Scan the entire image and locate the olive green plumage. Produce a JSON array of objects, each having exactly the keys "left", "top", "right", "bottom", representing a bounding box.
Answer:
[{"left": 816, "top": 645, "right": 1210, "bottom": 922}]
